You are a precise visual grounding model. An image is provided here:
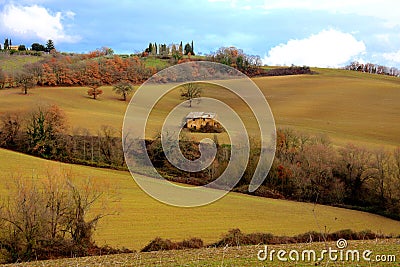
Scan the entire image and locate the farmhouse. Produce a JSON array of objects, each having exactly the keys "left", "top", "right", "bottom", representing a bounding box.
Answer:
[
  {"left": 185, "top": 112, "right": 217, "bottom": 130},
  {"left": 8, "top": 45, "right": 19, "bottom": 50}
]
